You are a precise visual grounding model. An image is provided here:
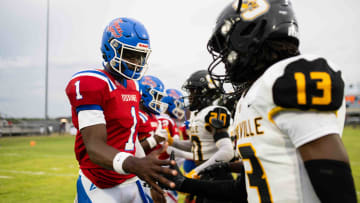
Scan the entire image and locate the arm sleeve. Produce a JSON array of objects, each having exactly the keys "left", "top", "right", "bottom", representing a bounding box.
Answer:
[
  {"left": 78, "top": 109, "right": 106, "bottom": 130},
  {"left": 172, "top": 139, "right": 192, "bottom": 152},
  {"left": 194, "top": 138, "right": 234, "bottom": 174},
  {"left": 180, "top": 176, "right": 247, "bottom": 202},
  {"left": 273, "top": 110, "right": 341, "bottom": 147},
  {"left": 167, "top": 146, "right": 193, "bottom": 159}
]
